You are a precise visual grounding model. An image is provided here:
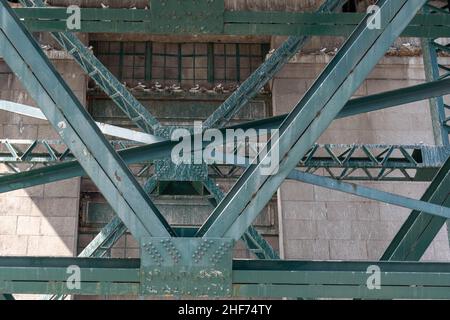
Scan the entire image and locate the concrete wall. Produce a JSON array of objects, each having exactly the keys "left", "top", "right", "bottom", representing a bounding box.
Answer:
[
  {"left": 0, "top": 52, "right": 86, "bottom": 257},
  {"left": 273, "top": 52, "right": 450, "bottom": 261}
]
